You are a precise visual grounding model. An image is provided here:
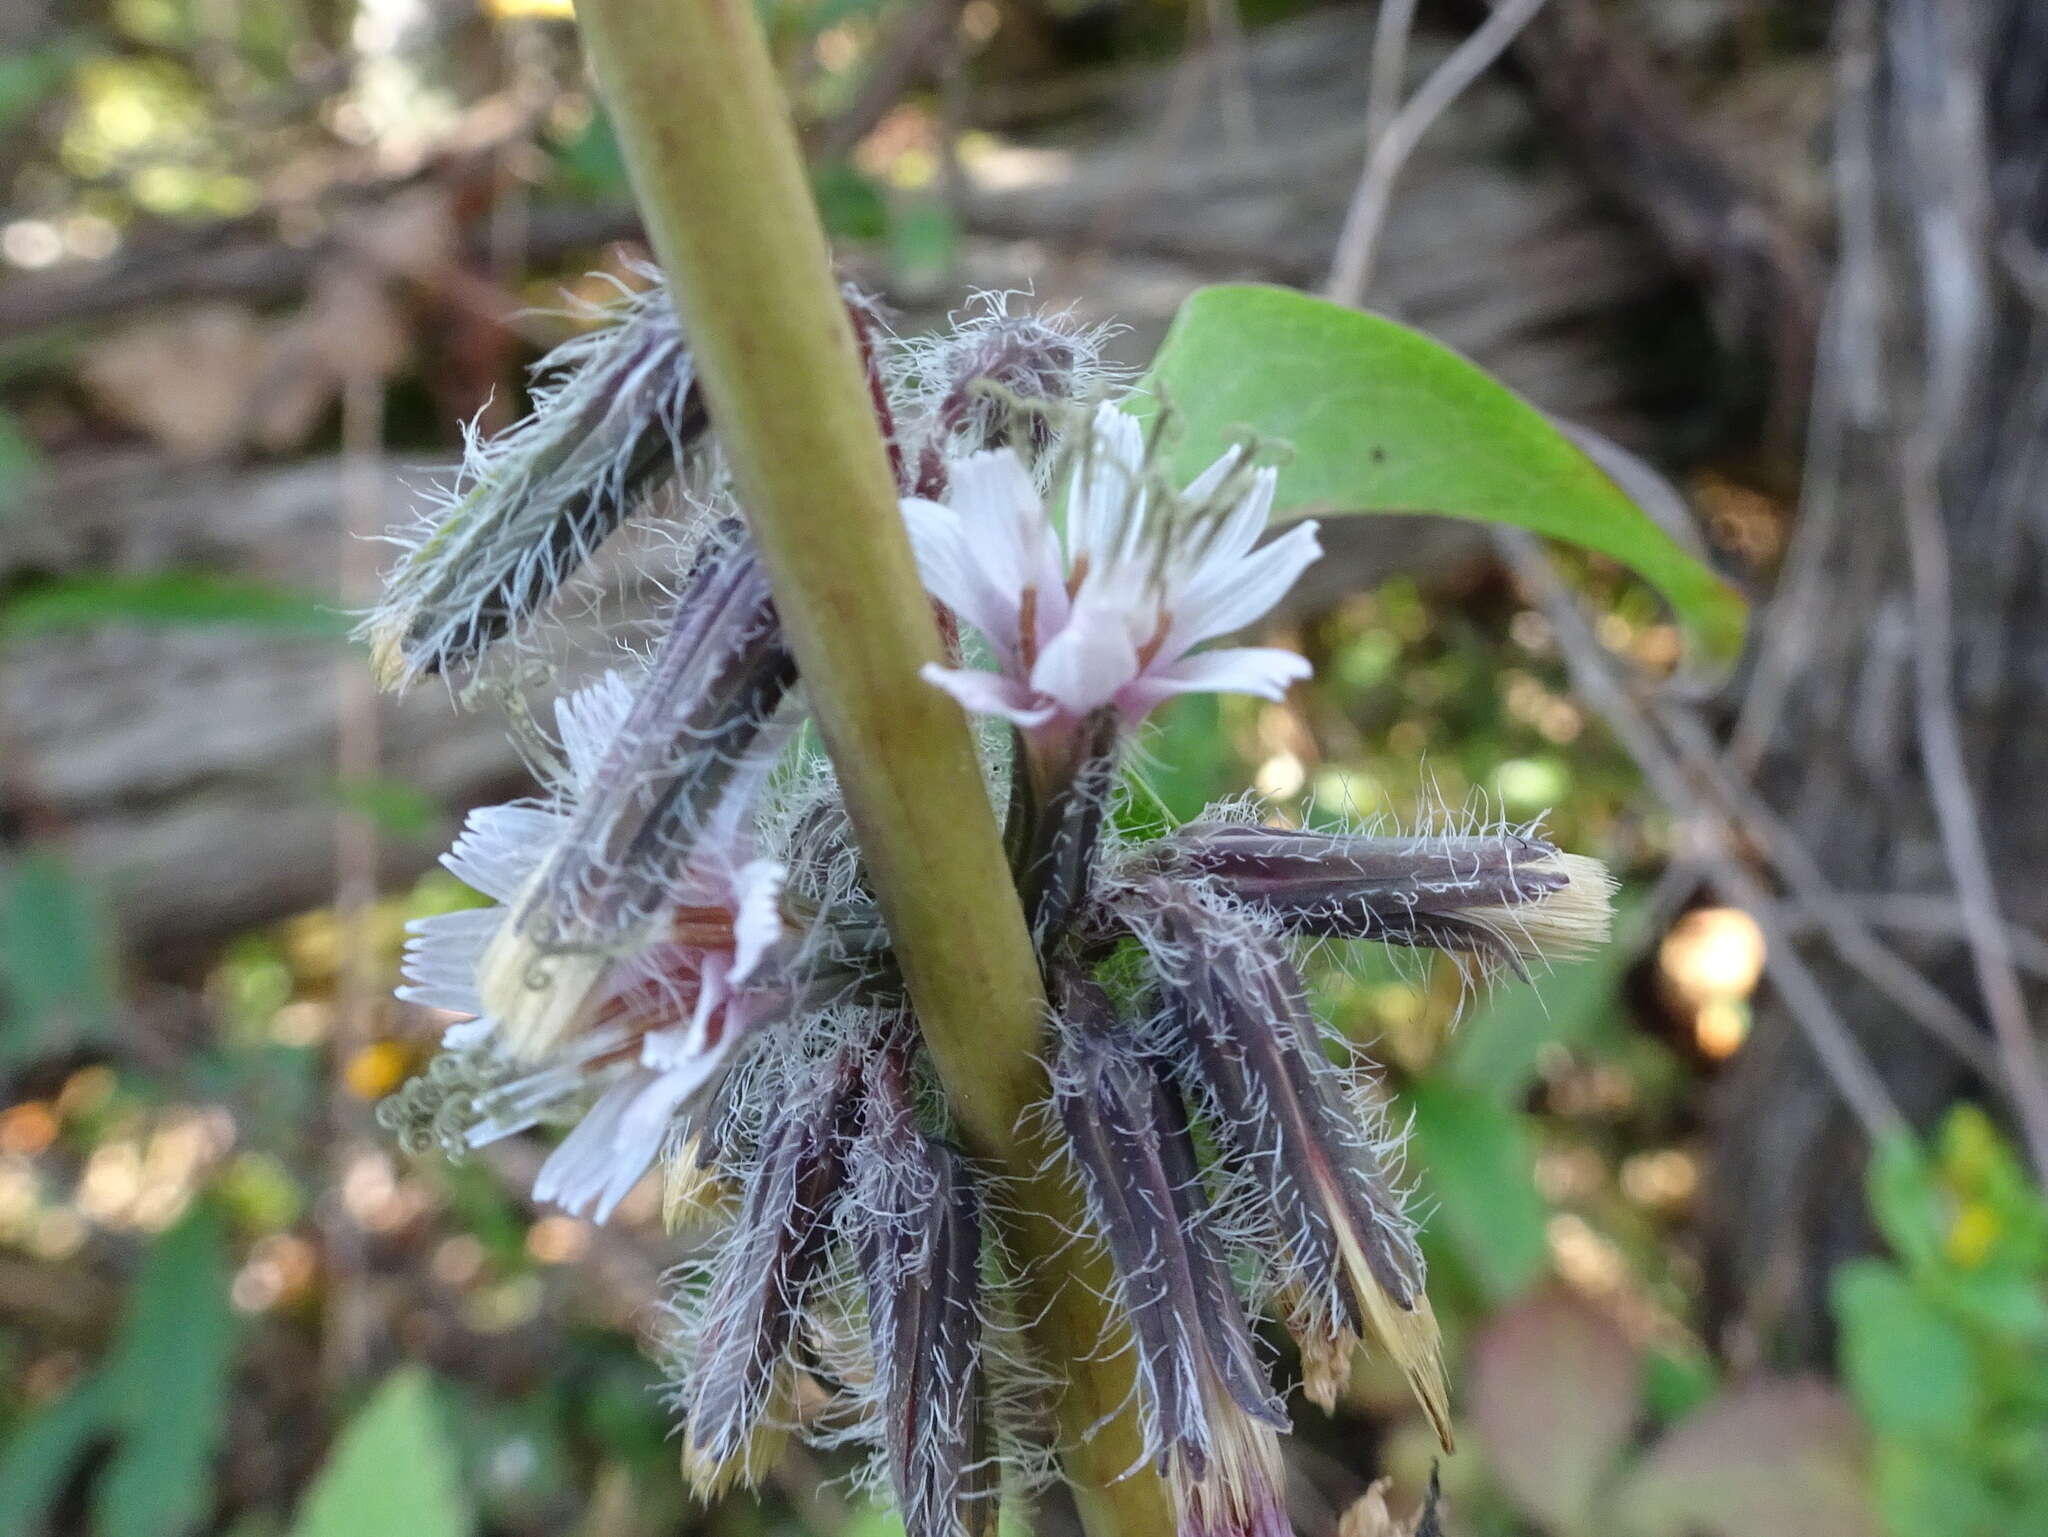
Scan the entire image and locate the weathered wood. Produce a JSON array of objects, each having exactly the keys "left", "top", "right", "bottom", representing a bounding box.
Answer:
[{"left": 1701, "top": 0, "right": 2048, "bottom": 1354}]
